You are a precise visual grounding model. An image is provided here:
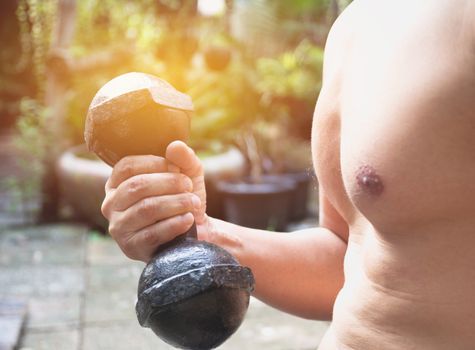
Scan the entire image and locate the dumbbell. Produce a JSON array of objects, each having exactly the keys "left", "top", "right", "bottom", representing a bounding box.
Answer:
[{"left": 85, "top": 72, "right": 254, "bottom": 350}]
